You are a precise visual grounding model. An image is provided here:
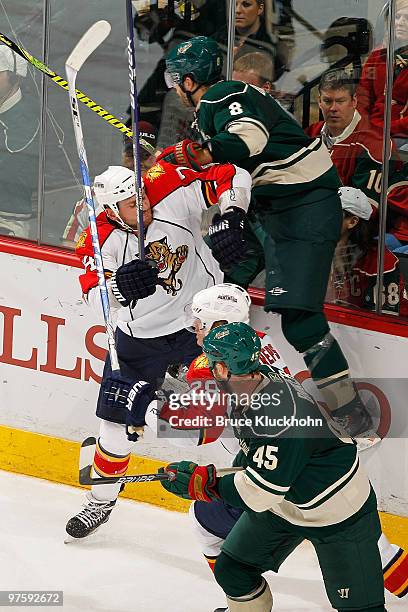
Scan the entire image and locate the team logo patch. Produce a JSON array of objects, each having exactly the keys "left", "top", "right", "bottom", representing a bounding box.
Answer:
[
  {"left": 146, "top": 236, "right": 188, "bottom": 296},
  {"left": 269, "top": 287, "right": 288, "bottom": 296},
  {"left": 145, "top": 163, "right": 165, "bottom": 182},
  {"left": 194, "top": 354, "right": 209, "bottom": 370},
  {"left": 76, "top": 230, "right": 87, "bottom": 250},
  {"left": 214, "top": 329, "right": 229, "bottom": 339},
  {"left": 177, "top": 41, "right": 192, "bottom": 54}
]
